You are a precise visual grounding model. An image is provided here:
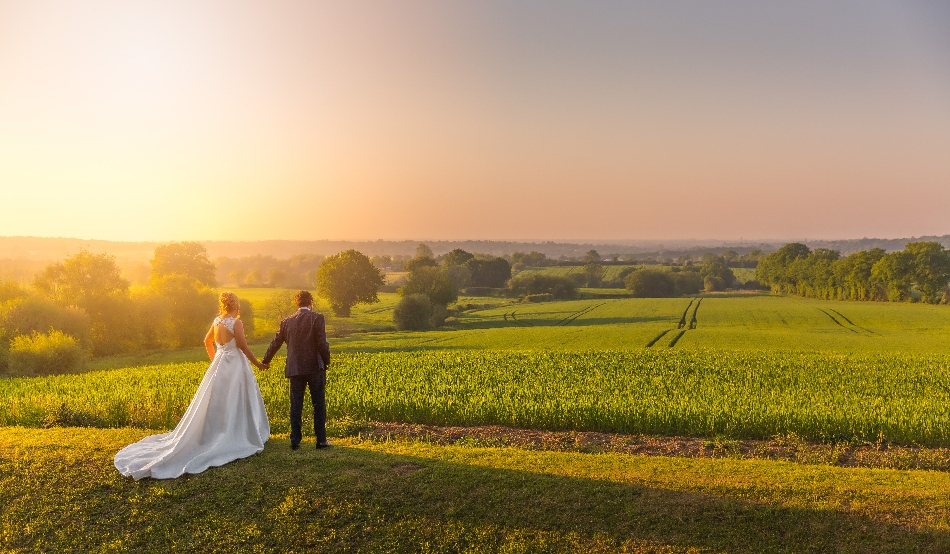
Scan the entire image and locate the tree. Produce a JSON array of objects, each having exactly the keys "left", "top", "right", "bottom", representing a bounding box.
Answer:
[
  {"left": 260, "top": 289, "right": 297, "bottom": 330},
  {"left": 404, "top": 256, "right": 438, "bottom": 273},
  {"left": 465, "top": 257, "right": 512, "bottom": 288},
  {"left": 904, "top": 242, "right": 950, "bottom": 303},
  {"left": 700, "top": 256, "right": 735, "bottom": 289},
  {"left": 444, "top": 264, "right": 472, "bottom": 289},
  {"left": 227, "top": 269, "right": 247, "bottom": 285},
  {"left": 267, "top": 268, "right": 287, "bottom": 287},
  {"left": 582, "top": 263, "right": 606, "bottom": 287},
  {"left": 400, "top": 266, "right": 458, "bottom": 307},
  {"left": 245, "top": 270, "right": 262, "bottom": 286},
  {"left": 871, "top": 252, "right": 913, "bottom": 302},
  {"left": 150, "top": 274, "right": 217, "bottom": 348},
  {"left": 150, "top": 242, "right": 217, "bottom": 286},
  {"left": 583, "top": 250, "right": 601, "bottom": 264},
  {"left": 316, "top": 250, "right": 384, "bottom": 317},
  {"left": 757, "top": 243, "right": 811, "bottom": 292},
  {"left": 415, "top": 243, "right": 434, "bottom": 259},
  {"left": 442, "top": 248, "right": 474, "bottom": 267}
]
